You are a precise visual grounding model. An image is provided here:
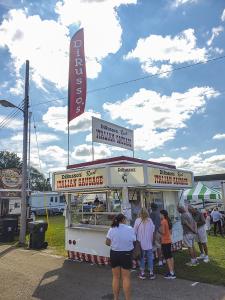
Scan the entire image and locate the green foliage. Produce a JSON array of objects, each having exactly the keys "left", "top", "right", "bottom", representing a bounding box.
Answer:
[
  {"left": 0, "top": 151, "right": 51, "bottom": 191},
  {"left": 0, "top": 151, "right": 22, "bottom": 169}
]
